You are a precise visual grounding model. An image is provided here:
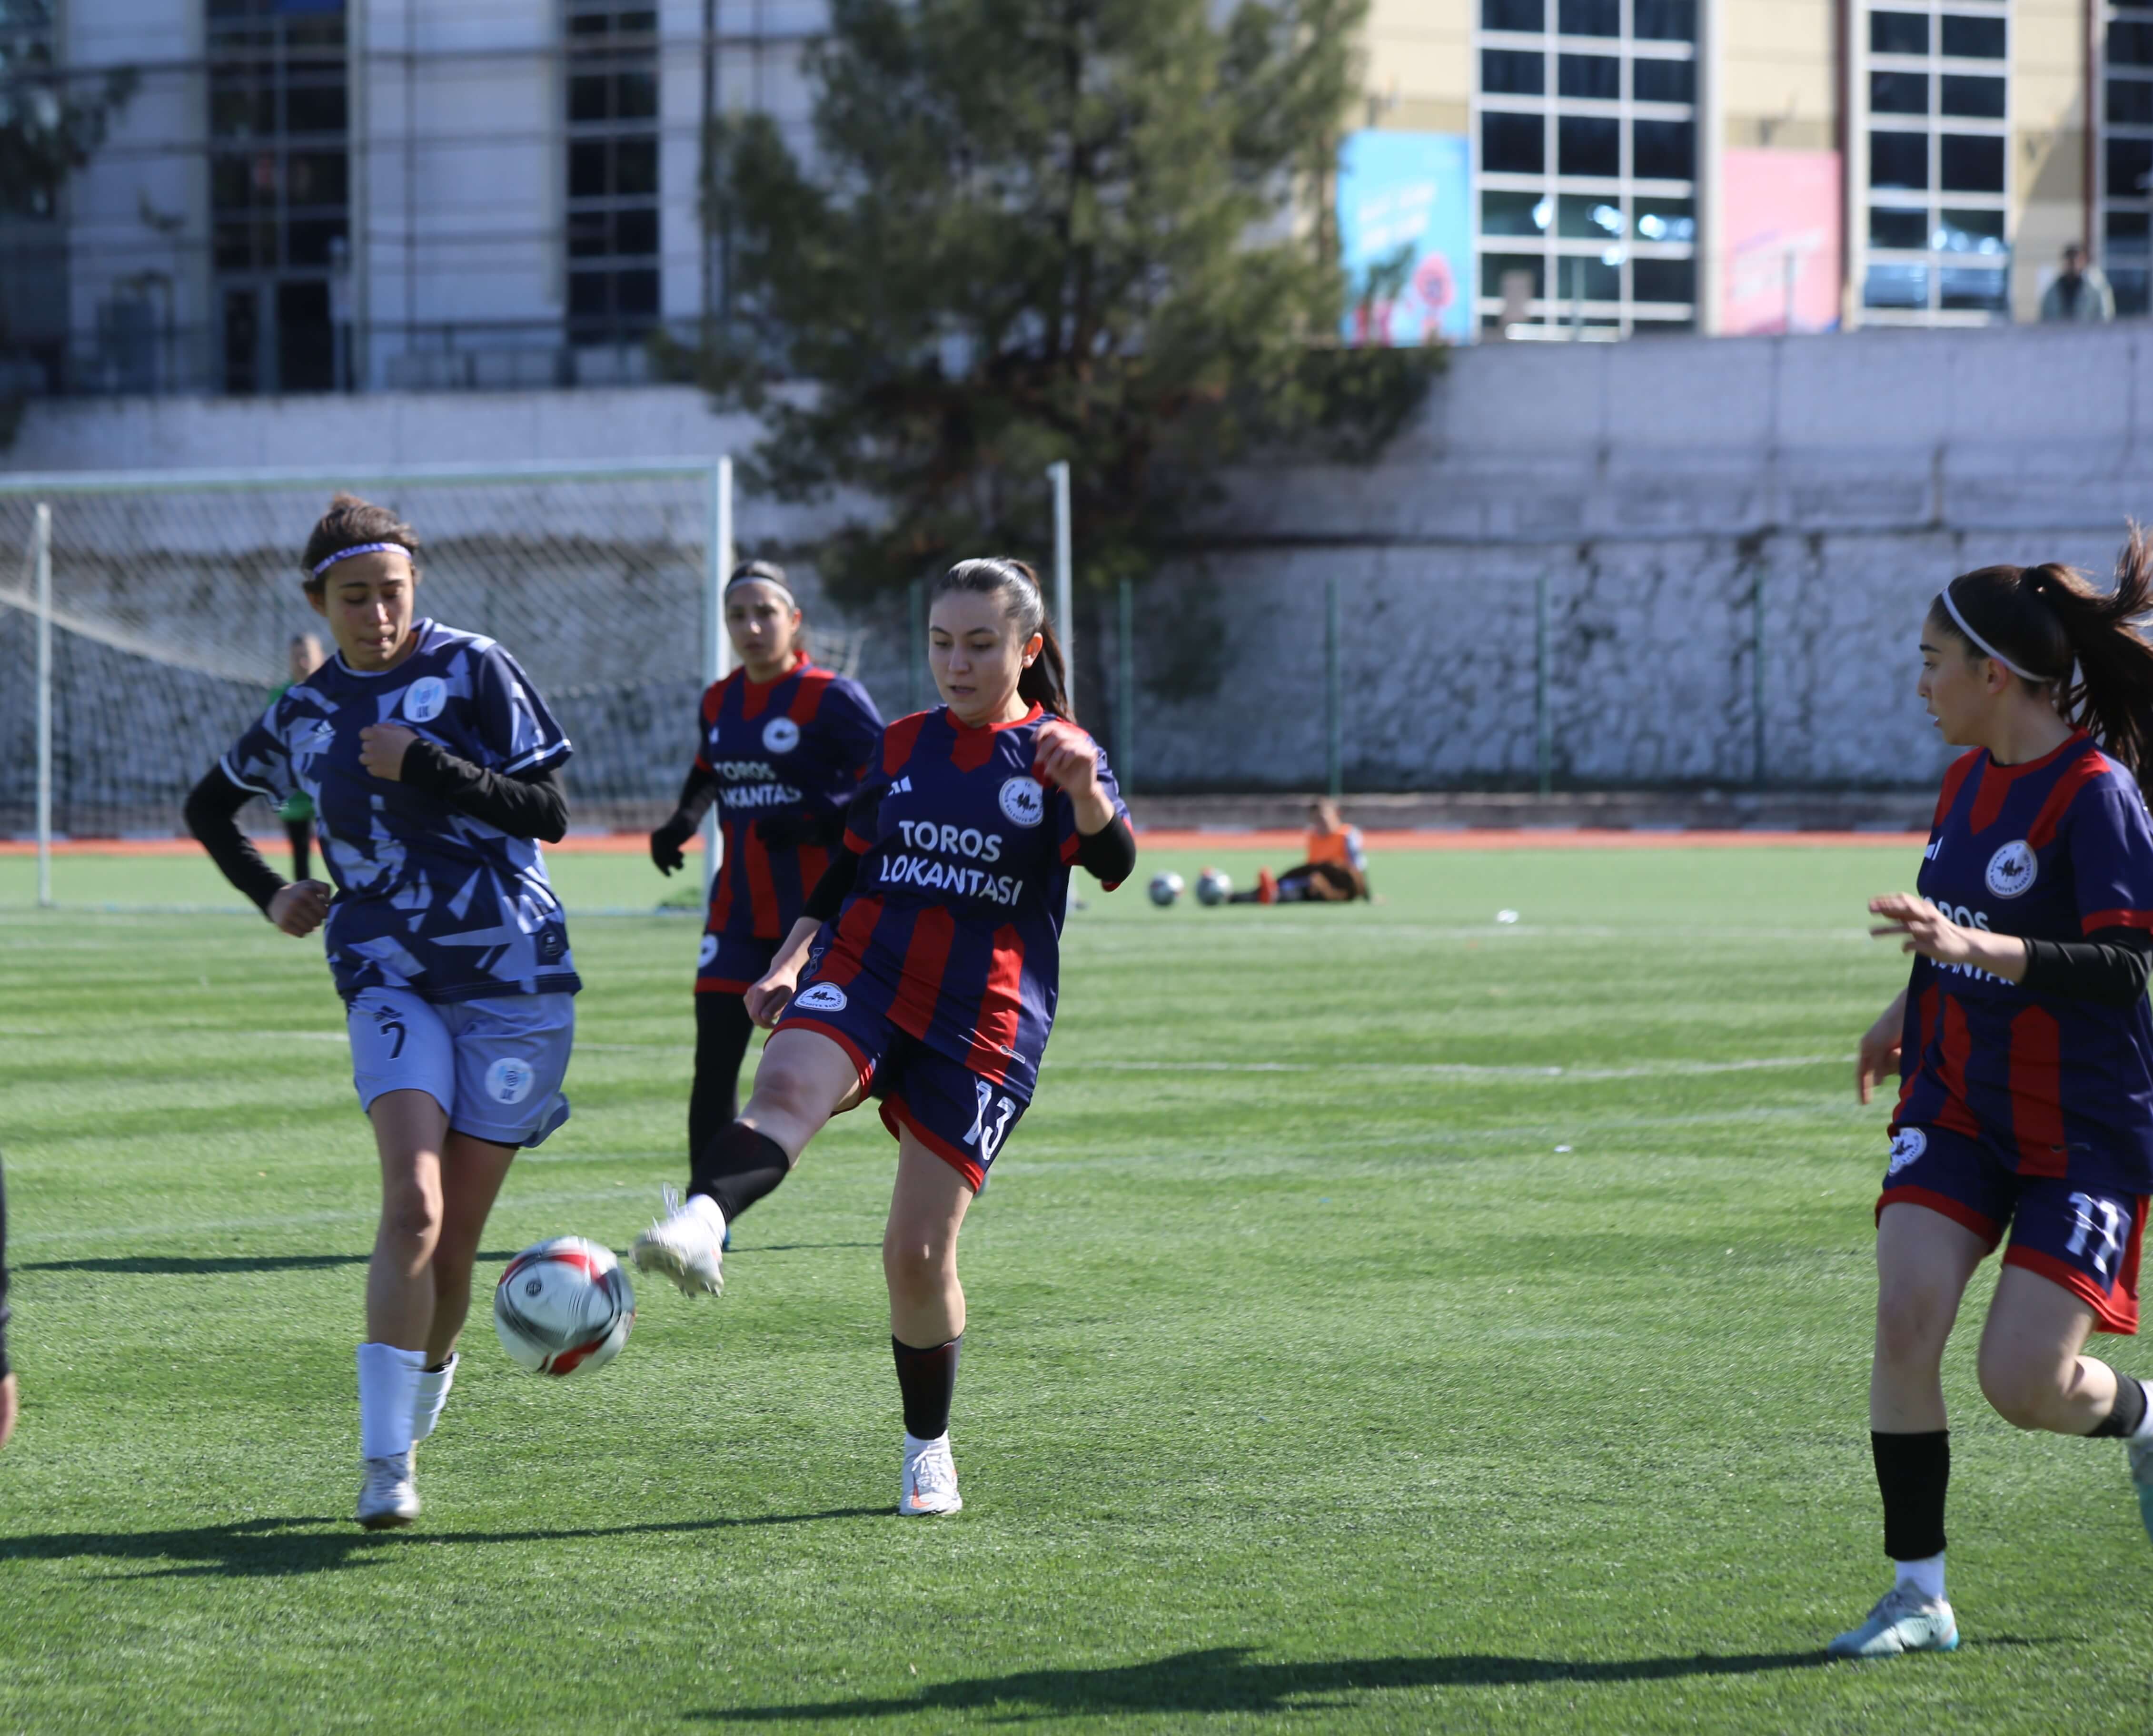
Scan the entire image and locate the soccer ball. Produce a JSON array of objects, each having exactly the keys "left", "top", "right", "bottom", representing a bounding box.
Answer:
[
  {"left": 1195, "top": 868, "right": 1232, "bottom": 906},
  {"left": 493, "top": 1236, "right": 635, "bottom": 1377},
  {"left": 1148, "top": 870, "right": 1185, "bottom": 907}
]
